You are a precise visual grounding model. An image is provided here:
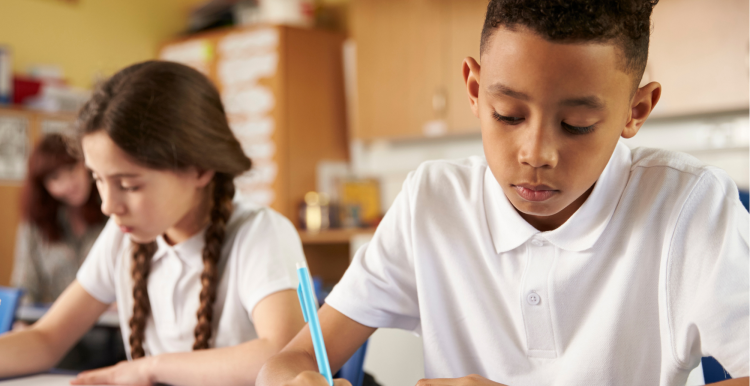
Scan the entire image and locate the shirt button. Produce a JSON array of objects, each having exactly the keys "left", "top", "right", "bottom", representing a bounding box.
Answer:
[
  {"left": 527, "top": 292, "right": 541, "bottom": 305},
  {"left": 530, "top": 239, "right": 544, "bottom": 247}
]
